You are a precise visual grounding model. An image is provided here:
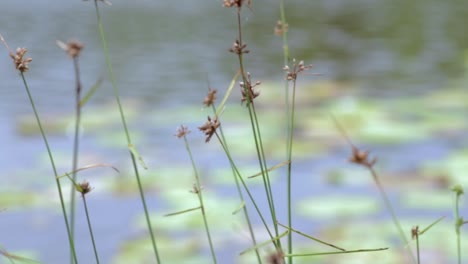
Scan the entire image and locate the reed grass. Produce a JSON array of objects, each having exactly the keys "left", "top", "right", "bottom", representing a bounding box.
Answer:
[
  {"left": 89, "top": 1, "right": 161, "bottom": 262},
  {"left": 0, "top": 35, "right": 79, "bottom": 263},
  {"left": 452, "top": 184, "right": 464, "bottom": 264},
  {"left": 176, "top": 125, "right": 217, "bottom": 264},
  {"left": 2, "top": 1, "right": 467, "bottom": 264}
]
